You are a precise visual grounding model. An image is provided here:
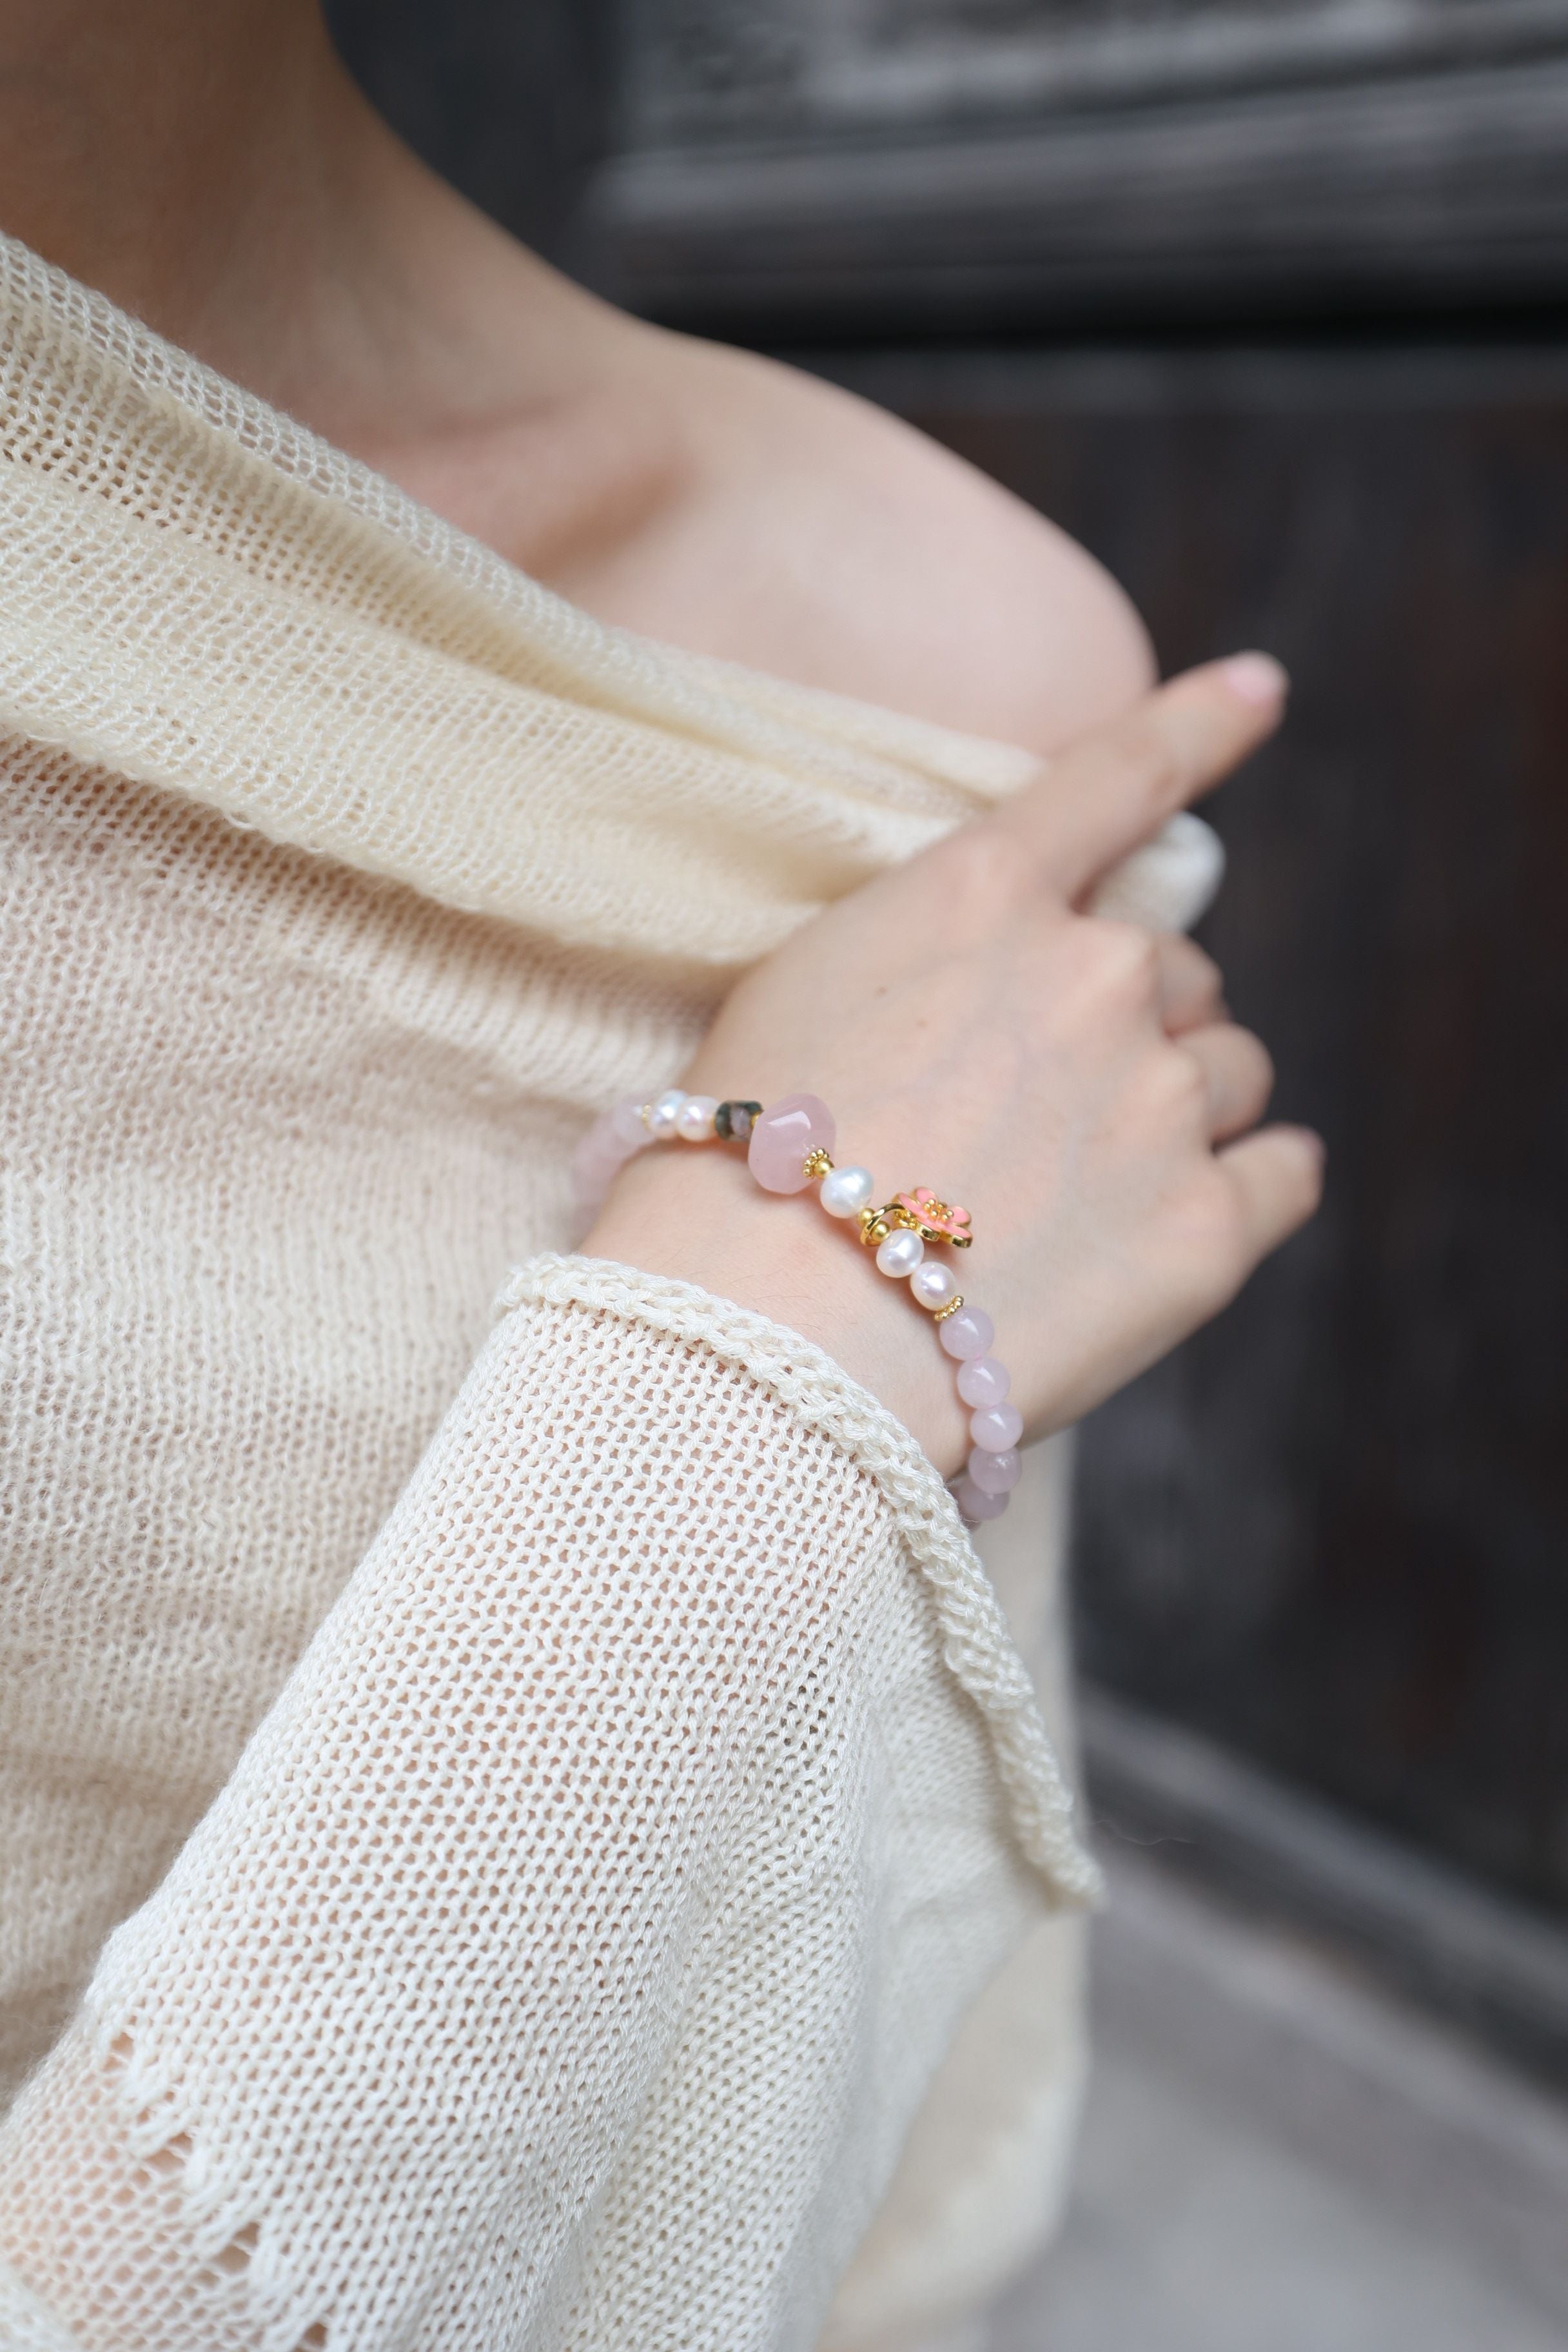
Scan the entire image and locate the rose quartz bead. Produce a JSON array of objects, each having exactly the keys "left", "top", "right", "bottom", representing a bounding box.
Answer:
[
  {"left": 936, "top": 1304, "right": 994, "bottom": 1362},
  {"left": 573, "top": 1122, "right": 618, "bottom": 1179},
  {"left": 747, "top": 1093, "right": 836, "bottom": 1193},
  {"left": 572, "top": 1094, "right": 656, "bottom": 1219},
  {"left": 968, "top": 1445, "right": 1021, "bottom": 1496},
  {"left": 970, "top": 1402, "right": 1024, "bottom": 1453},
  {"left": 571, "top": 1129, "right": 630, "bottom": 1222},
  {"left": 952, "top": 1475, "right": 1008, "bottom": 1525},
  {"left": 571, "top": 1112, "right": 631, "bottom": 1199},
  {"left": 957, "top": 1355, "right": 1010, "bottom": 1409},
  {"left": 571, "top": 1134, "right": 616, "bottom": 1212},
  {"left": 608, "top": 1097, "right": 651, "bottom": 1149}
]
